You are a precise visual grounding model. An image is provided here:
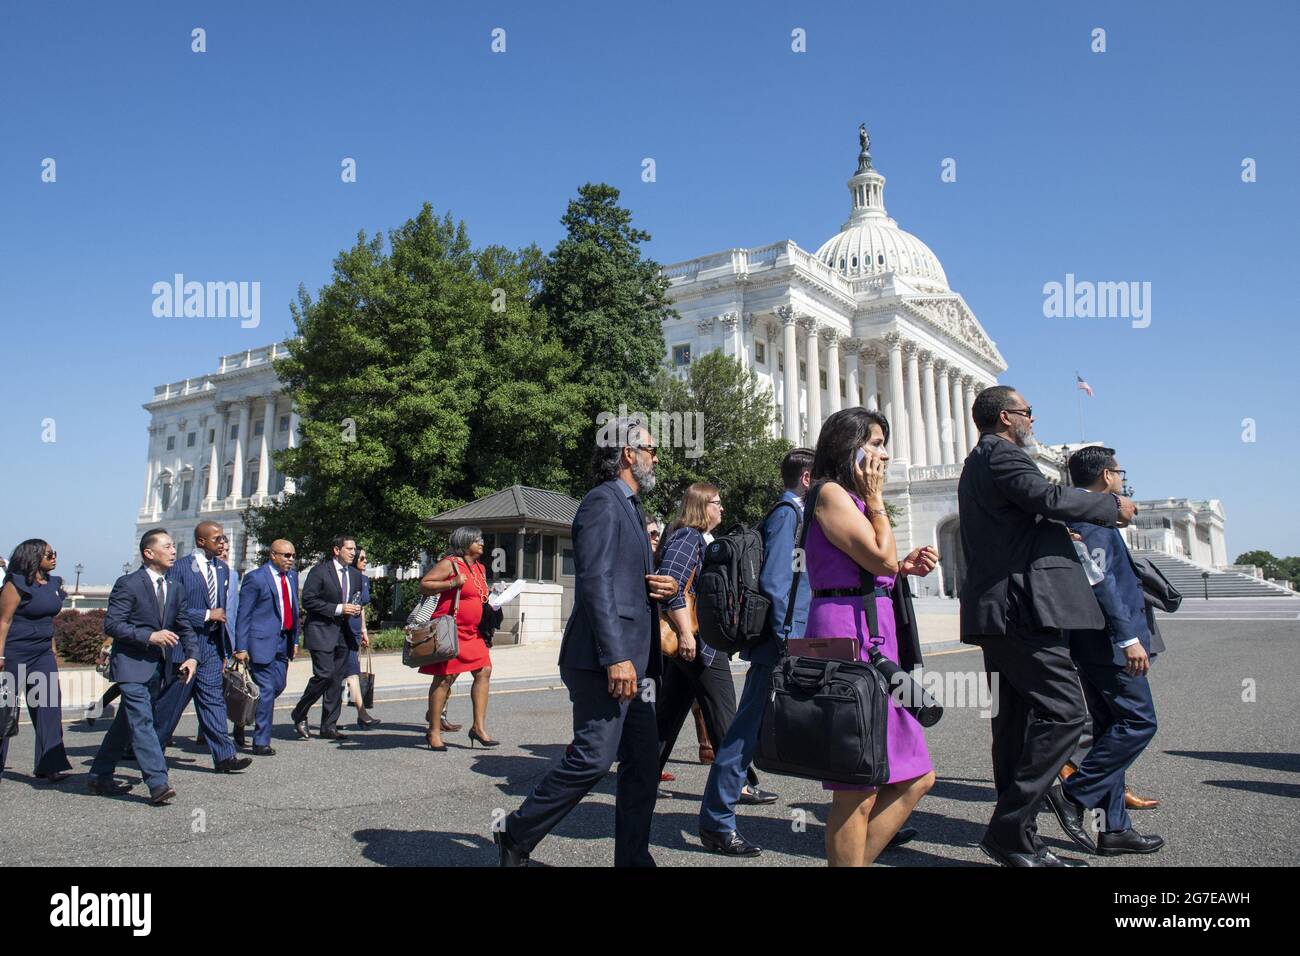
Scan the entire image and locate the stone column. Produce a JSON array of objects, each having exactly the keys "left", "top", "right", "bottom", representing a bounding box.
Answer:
[
  {"left": 825, "top": 330, "right": 842, "bottom": 416},
  {"left": 778, "top": 306, "right": 800, "bottom": 443},
  {"left": 204, "top": 403, "right": 227, "bottom": 507},
  {"left": 884, "top": 333, "right": 910, "bottom": 461},
  {"left": 284, "top": 409, "right": 300, "bottom": 494},
  {"left": 905, "top": 342, "right": 927, "bottom": 467},
  {"left": 256, "top": 395, "right": 276, "bottom": 497},
  {"left": 935, "top": 361, "right": 955, "bottom": 465},
  {"left": 230, "top": 398, "right": 252, "bottom": 502},
  {"left": 862, "top": 346, "right": 880, "bottom": 411},
  {"left": 950, "top": 371, "right": 968, "bottom": 459},
  {"left": 141, "top": 426, "right": 157, "bottom": 513},
  {"left": 962, "top": 376, "right": 979, "bottom": 453},
  {"left": 802, "top": 317, "right": 822, "bottom": 441},
  {"left": 843, "top": 339, "right": 861, "bottom": 409},
  {"left": 921, "top": 352, "right": 941, "bottom": 466},
  {"left": 719, "top": 311, "right": 740, "bottom": 364}
]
